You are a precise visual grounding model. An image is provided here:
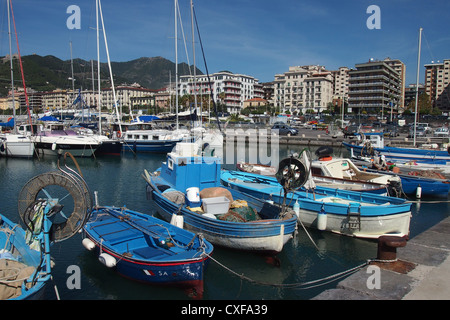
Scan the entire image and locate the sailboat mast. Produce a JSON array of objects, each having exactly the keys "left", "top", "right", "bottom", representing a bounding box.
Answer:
[
  {"left": 98, "top": 0, "right": 122, "bottom": 133},
  {"left": 175, "top": 0, "right": 179, "bottom": 131},
  {"left": 96, "top": 0, "right": 102, "bottom": 133},
  {"left": 191, "top": 0, "right": 198, "bottom": 127},
  {"left": 413, "top": 27, "right": 423, "bottom": 147},
  {"left": 7, "top": 0, "right": 16, "bottom": 133}
]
